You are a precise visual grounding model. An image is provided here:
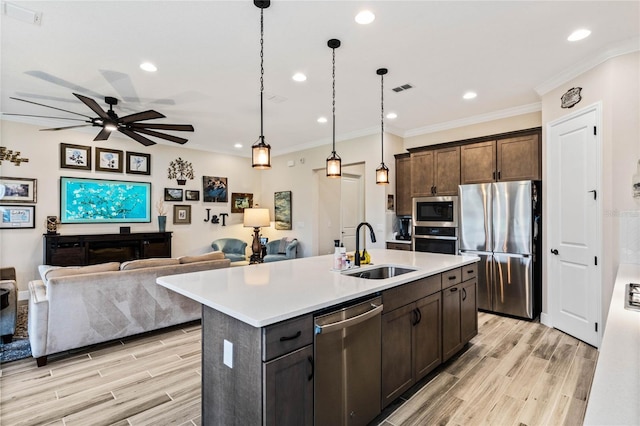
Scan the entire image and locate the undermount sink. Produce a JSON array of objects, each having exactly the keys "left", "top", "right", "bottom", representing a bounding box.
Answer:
[{"left": 342, "top": 265, "right": 417, "bottom": 280}]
